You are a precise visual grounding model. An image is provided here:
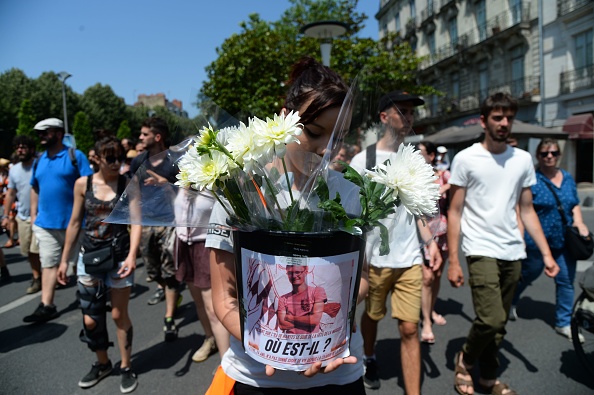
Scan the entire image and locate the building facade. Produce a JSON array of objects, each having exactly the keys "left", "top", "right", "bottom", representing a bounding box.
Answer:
[{"left": 375, "top": 0, "right": 593, "bottom": 182}]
